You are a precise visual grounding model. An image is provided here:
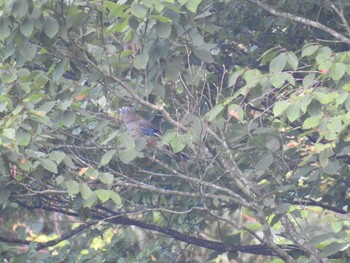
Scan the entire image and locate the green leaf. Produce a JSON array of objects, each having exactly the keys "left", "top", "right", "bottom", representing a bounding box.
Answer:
[
  {"left": 302, "top": 73, "right": 315, "bottom": 87},
  {"left": 152, "top": 15, "right": 172, "bottom": 23},
  {"left": 119, "top": 148, "right": 138, "bottom": 164},
  {"left": 286, "top": 103, "right": 300, "bottom": 122},
  {"left": 66, "top": 180, "right": 79, "bottom": 195},
  {"left": 53, "top": 59, "right": 69, "bottom": 82},
  {"left": 185, "top": 0, "right": 201, "bottom": 12},
  {"left": 228, "top": 69, "right": 244, "bottom": 87},
  {"left": 0, "top": 188, "right": 11, "bottom": 205},
  {"left": 193, "top": 49, "right": 215, "bottom": 63},
  {"left": 12, "top": 0, "right": 29, "bottom": 20},
  {"left": 118, "top": 134, "right": 135, "bottom": 149},
  {"left": 244, "top": 69, "right": 261, "bottom": 87},
  {"left": 39, "top": 158, "right": 58, "bottom": 173},
  {"left": 329, "top": 63, "right": 346, "bottom": 81},
  {"left": 43, "top": 17, "right": 59, "bottom": 39},
  {"left": 286, "top": 51, "right": 298, "bottom": 70},
  {"left": 133, "top": 52, "right": 149, "bottom": 70},
  {"left": 20, "top": 43, "right": 37, "bottom": 61},
  {"left": 86, "top": 167, "right": 99, "bottom": 179},
  {"left": 319, "top": 242, "right": 348, "bottom": 258},
  {"left": 316, "top": 46, "right": 332, "bottom": 65},
  {"left": 109, "top": 190, "right": 122, "bottom": 205},
  {"left": 80, "top": 183, "right": 92, "bottom": 200},
  {"left": 20, "top": 18, "right": 33, "bottom": 38},
  {"left": 228, "top": 104, "right": 244, "bottom": 123},
  {"left": 100, "top": 150, "right": 117, "bottom": 166},
  {"left": 155, "top": 22, "right": 172, "bottom": 38},
  {"left": 131, "top": 3, "right": 148, "bottom": 18},
  {"left": 62, "top": 111, "right": 76, "bottom": 128},
  {"left": 273, "top": 101, "right": 289, "bottom": 117},
  {"left": 3, "top": 128, "right": 16, "bottom": 140},
  {"left": 314, "top": 92, "right": 338, "bottom": 104},
  {"left": 208, "top": 104, "right": 225, "bottom": 121},
  {"left": 83, "top": 192, "right": 98, "bottom": 208},
  {"left": 170, "top": 134, "right": 186, "bottom": 153},
  {"left": 16, "top": 128, "right": 31, "bottom": 145},
  {"left": 269, "top": 53, "right": 287, "bottom": 74},
  {"left": 99, "top": 172, "right": 114, "bottom": 185},
  {"left": 96, "top": 189, "right": 110, "bottom": 203},
  {"left": 270, "top": 72, "right": 289, "bottom": 88},
  {"left": 327, "top": 116, "right": 342, "bottom": 132},
  {"left": 256, "top": 154, "right": 274, "bottom": 172},
  {"left": 303, "top": 116, "right": 321, "bottom": 129},
  {"left": 301, "top": 44, "right": 319, "bottom": 57},
  {"left": 48, "top": 151, "right": 66, "bottom": 164}
]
